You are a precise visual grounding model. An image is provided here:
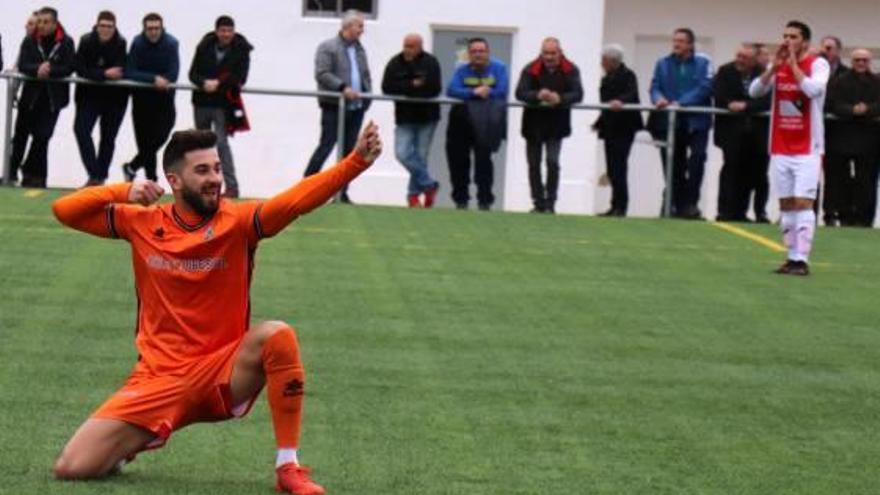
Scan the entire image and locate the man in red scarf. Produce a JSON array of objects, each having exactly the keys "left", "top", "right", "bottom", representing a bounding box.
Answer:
[
  {"left": 14, "top": 6, "right": 75, "bottom": 188},
  {"left": 515, "top": 38, "right": 583, "bottom": 214}
]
